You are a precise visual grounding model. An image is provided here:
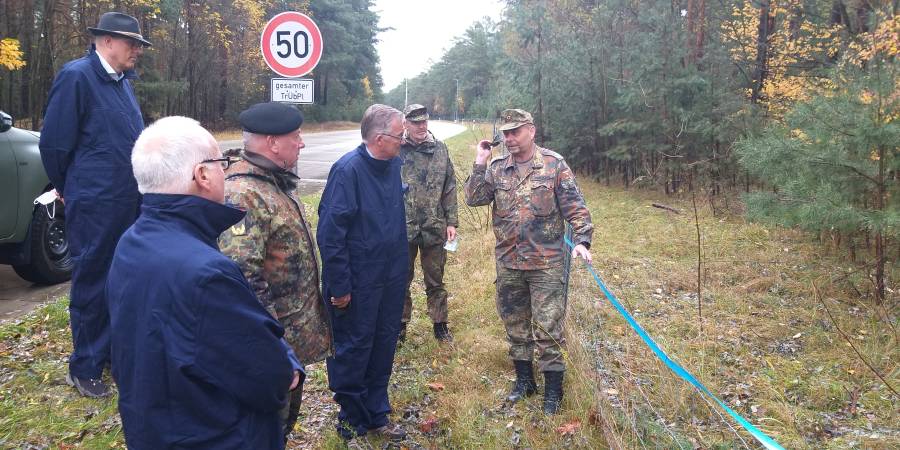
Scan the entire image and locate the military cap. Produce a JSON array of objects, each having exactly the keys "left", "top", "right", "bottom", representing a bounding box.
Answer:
[
  {"left": 403, "top": 104, "right": 429, "bottom": 122},
  {"left": 498, "top": 109, "right": 534, "bottom": 131},
  {"left": 238, "top": 102, "right": 304, "bottom": 136}
]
